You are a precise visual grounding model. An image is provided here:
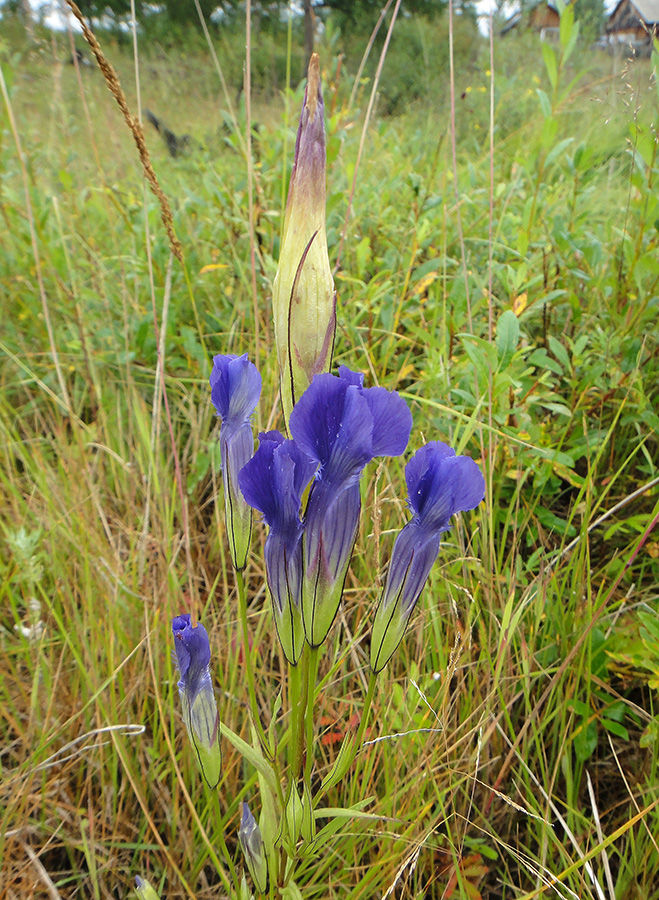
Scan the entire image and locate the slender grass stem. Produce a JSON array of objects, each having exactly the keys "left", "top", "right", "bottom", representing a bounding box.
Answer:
[
  {"left": 236, "top": 569, "right": 268, "bottom": 752},
  {"left": 212, "top": 790, "right": 240, "bottom": 896},
  {"left": 353, "top": 671, "right": 378, "bottom": 753}
]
